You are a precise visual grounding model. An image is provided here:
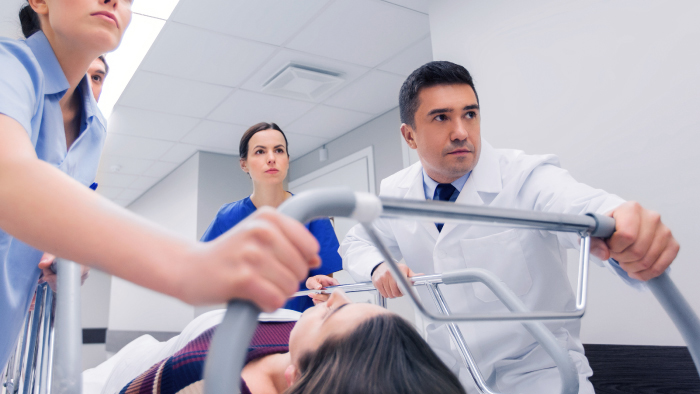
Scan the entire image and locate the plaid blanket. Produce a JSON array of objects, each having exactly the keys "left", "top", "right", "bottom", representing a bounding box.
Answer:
[{"left": 119, "top": 321, "right": 295, "bottom": 394}]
